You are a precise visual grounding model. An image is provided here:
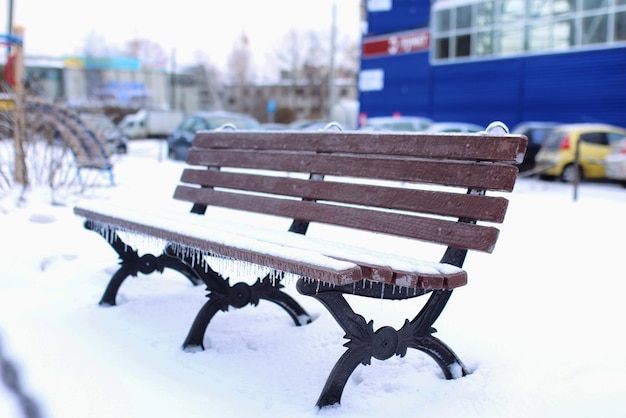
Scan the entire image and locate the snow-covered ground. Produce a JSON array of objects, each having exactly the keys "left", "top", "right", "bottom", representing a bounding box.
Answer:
[{"left": 1, "top": 140, "right": 625, "bottom": 418}]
